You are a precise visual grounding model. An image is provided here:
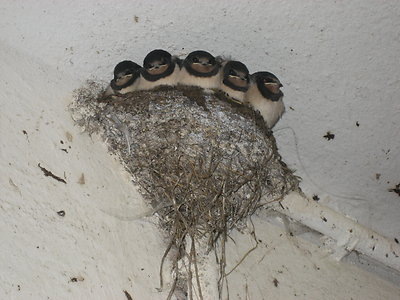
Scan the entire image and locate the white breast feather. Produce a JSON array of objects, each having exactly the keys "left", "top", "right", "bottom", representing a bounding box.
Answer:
[
  {"left": 245, "top": 84, "right": 285, "bottom": 128},
  {"left": 178, "top": 68, "right": 221, "bottom": 89}
]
